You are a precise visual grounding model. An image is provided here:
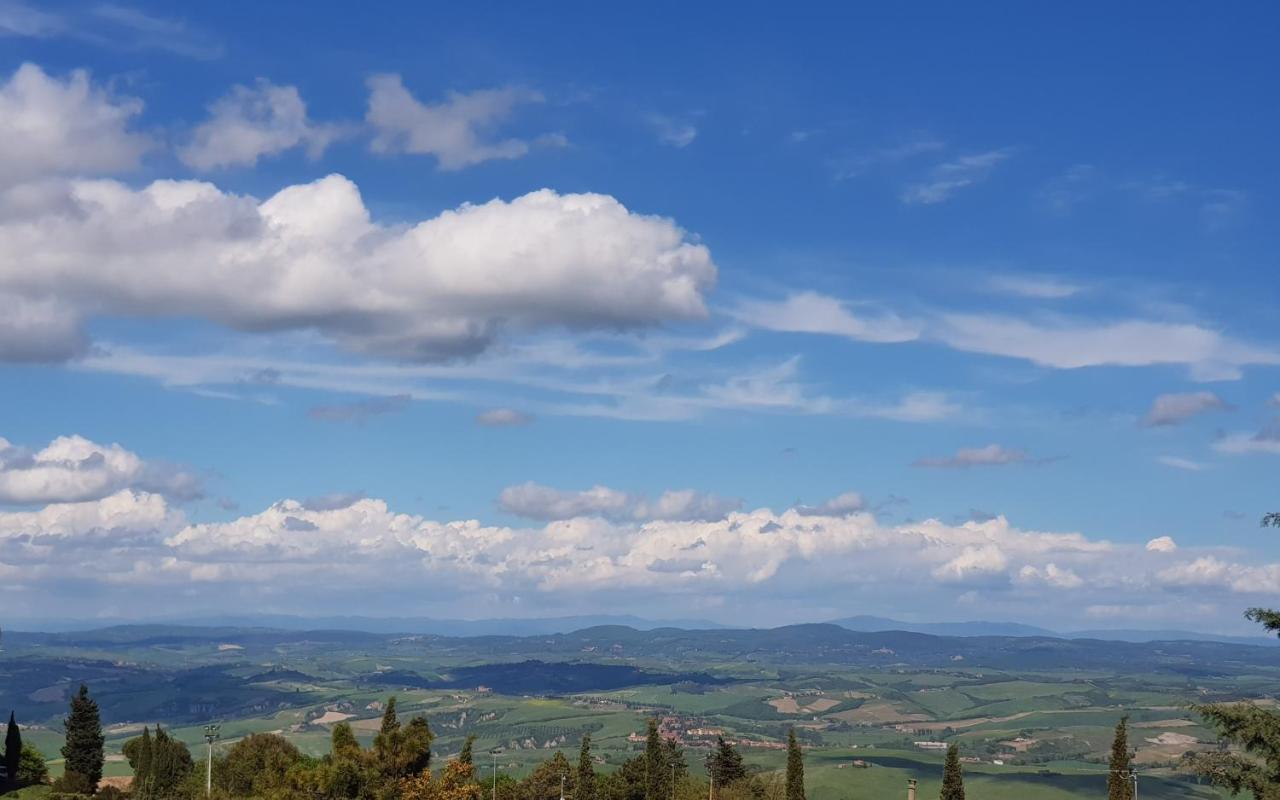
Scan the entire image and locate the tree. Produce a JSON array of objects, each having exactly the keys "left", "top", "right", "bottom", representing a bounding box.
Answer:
[
  {"left": 4, "top": 711, "right": 20, "bottom": 789},
  {"left": 333, "top": 720, "right": 363, "bottom": 761},
  {"left": 125, "top": 726, "right": 154, "bottom": 798},
  {"left": 372, "top": 696, "right": 433, "bottom": 789},
  {"left": 61, "top": 684, "right": 104, "bottom": 789},
  {"left": 578, "top": 734, "right": 596, "bottom": 800},
  {"left": 784, "top": 729, "right": 804, "bottom": 800},
  {"left": 16, "top": 743, "right": 48, "bottom": 787},
  {"left": 705, "top": 737, "right": 747, "bottom": 791},
  {"left": 460, "top": 735, "right": 476, "bottom": 767},
  {"left": 217, "top": 732, "right": 303, "bottom": 798},
  {"left": 402, "top": 760, "right": 485, "bottom": 800},
  {"left": 519, "top": 751, "right": 575, "bottom": 800},
  {"left": 1182, "top": 512, "right": 1280, "bottom": 799},
  {"left": 1107, "top": 717, "right": 1133, "bottom": 800},
  {"left": 940, "top": 744, "right": 964, "bottom": 800},
  {"left": 644, "top": 719, "right": 665, "bottom": 800}
]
